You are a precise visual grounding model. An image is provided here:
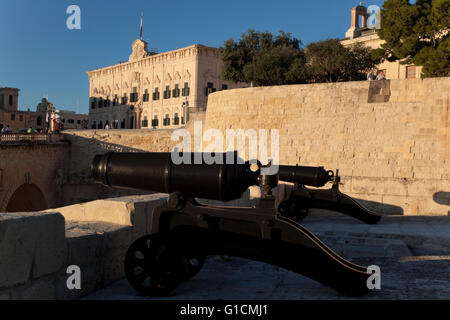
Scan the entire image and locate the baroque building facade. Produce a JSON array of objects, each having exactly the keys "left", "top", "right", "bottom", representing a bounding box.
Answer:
[
  {"left": 341, "top": 2, "right": 422, "bottom": 79},
  {"left": 87, "top": 39, "right": 246, "bottom": 130}
]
